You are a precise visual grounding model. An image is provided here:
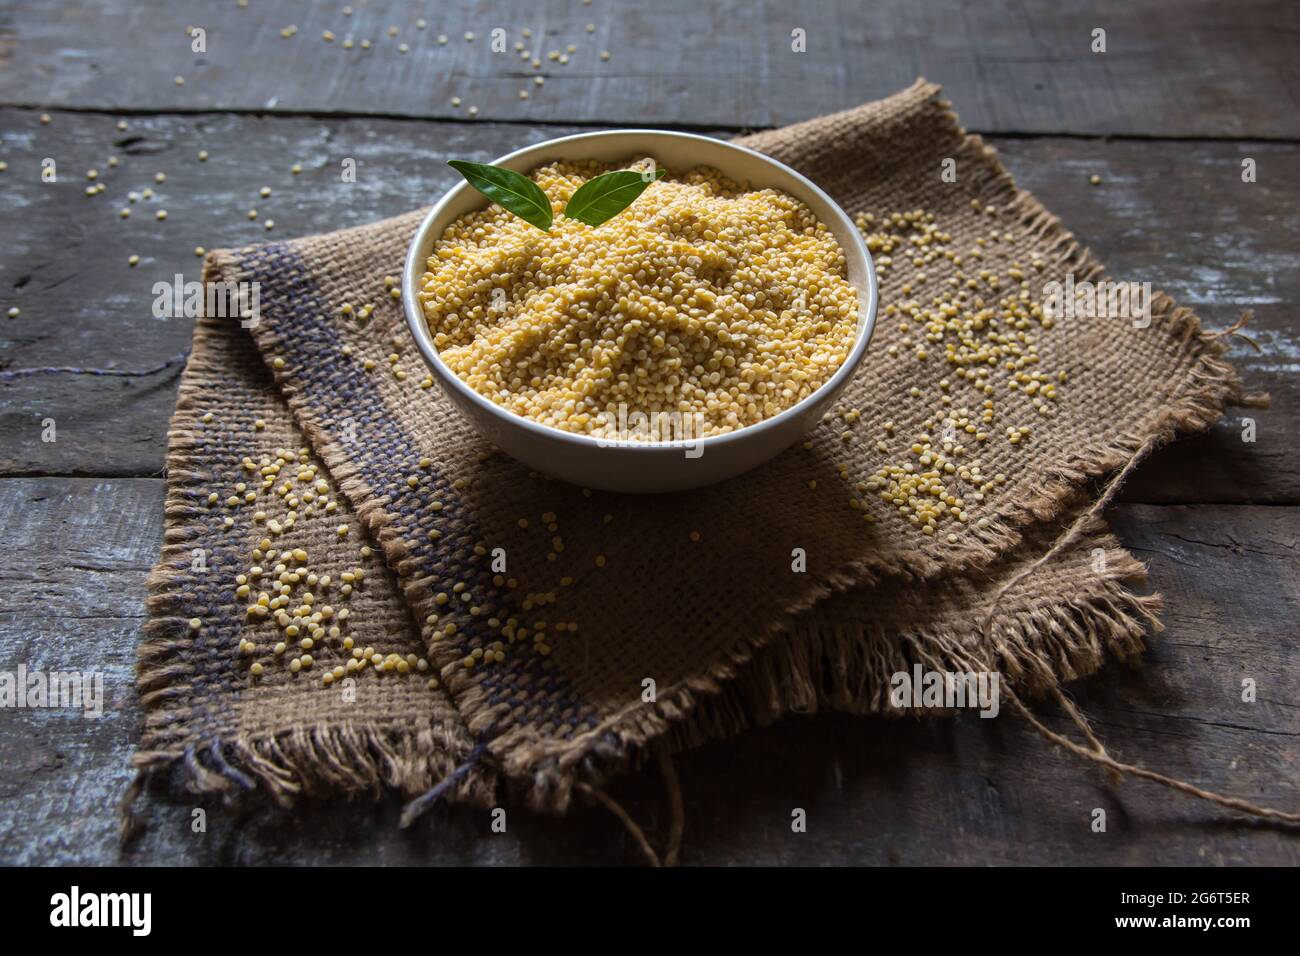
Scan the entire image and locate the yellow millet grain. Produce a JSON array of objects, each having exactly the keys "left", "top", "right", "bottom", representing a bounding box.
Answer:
[
  {"left": 418, "top": 159, "right": 859, "bottom": 438},
  {"left": 849, "top": 206, "right": 1066, "bottom": 538}
]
